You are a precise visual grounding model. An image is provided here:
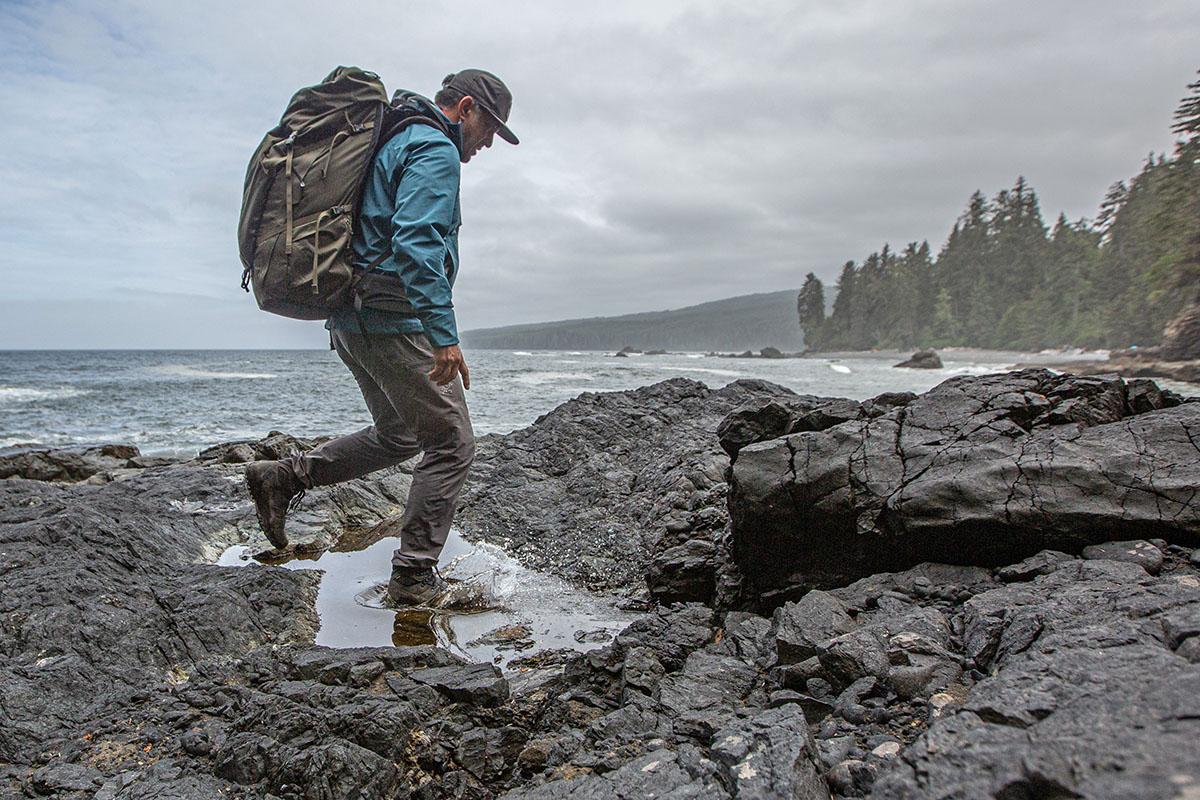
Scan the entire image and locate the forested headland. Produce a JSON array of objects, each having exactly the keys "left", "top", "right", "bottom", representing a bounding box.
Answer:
[{"left": 799, "top": 72, "right": 1200, "bottom": 353}]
